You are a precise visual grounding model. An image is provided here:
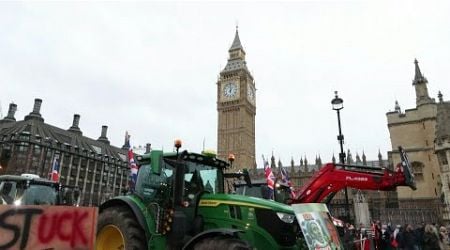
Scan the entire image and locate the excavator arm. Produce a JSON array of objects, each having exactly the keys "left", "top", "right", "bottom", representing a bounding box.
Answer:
[{"left": 292, "top": 146, "right": 416, "bottom": 204}]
